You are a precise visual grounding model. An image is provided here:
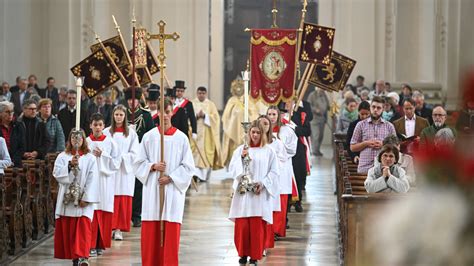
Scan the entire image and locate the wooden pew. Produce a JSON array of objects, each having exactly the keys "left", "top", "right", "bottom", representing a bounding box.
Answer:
[
  {"left": 44, "top": 153, "right": 59, "bottom": 234},
  {"left": 22, "top": 160, "right": 46, "bottom": 240},
  {"left": 18, "top": 165, "right": 33, "bottom": 248},
  {"left": 2, "top": 168, "right": 23, "bottom": 255},
  {"left": 0, "top": 173, "right": 10, "bottom": 262}
]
